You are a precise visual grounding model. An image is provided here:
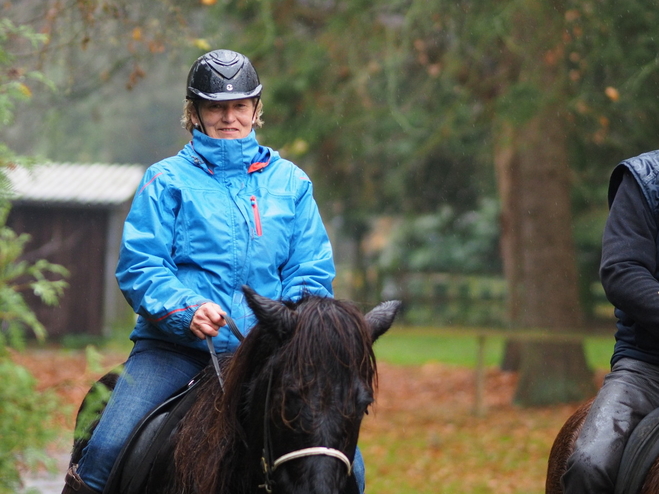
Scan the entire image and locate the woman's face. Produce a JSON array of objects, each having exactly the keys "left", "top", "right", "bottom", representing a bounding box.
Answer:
[{"left": 194, "top": 98, "right": 255, "bottom": 139}]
